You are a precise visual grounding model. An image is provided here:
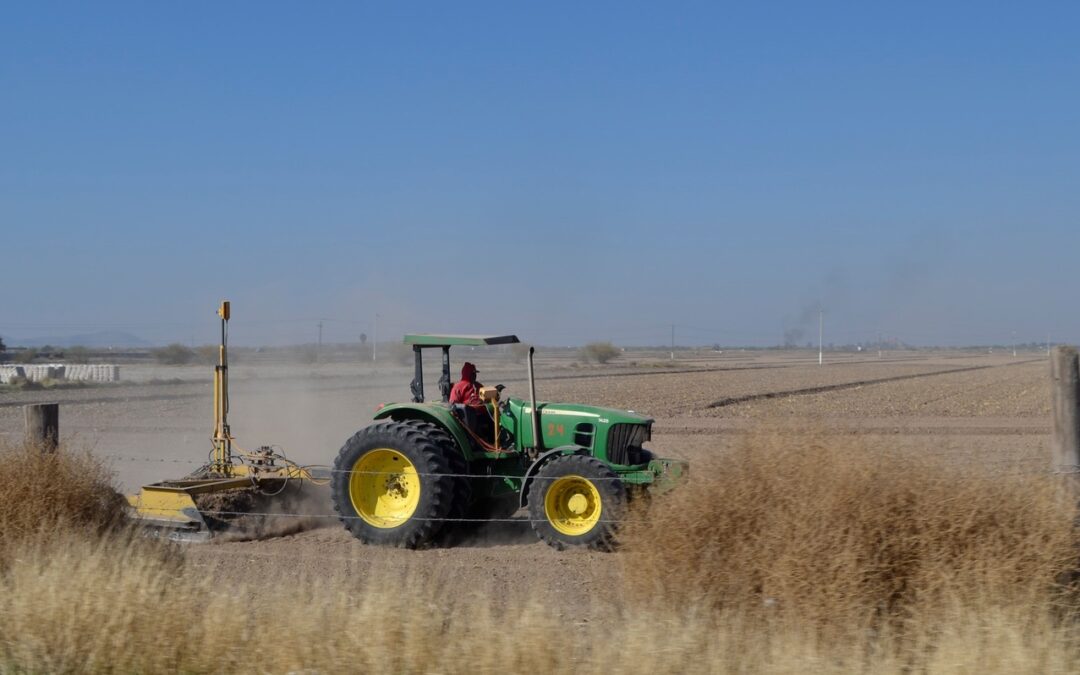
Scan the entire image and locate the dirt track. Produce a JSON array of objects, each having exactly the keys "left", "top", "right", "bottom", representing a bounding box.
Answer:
[{"left": 0, "top": 349, "right": 1053, "bottom": 617}]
